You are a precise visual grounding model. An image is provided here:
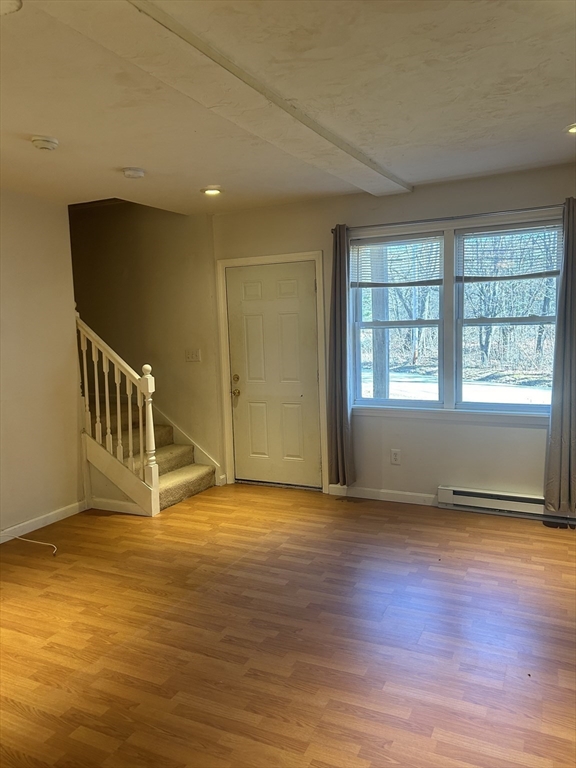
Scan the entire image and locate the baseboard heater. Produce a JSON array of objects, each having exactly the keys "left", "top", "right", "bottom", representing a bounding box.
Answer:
[{"left": 438, "top": 485, "right": 544, "bottom": 516}]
